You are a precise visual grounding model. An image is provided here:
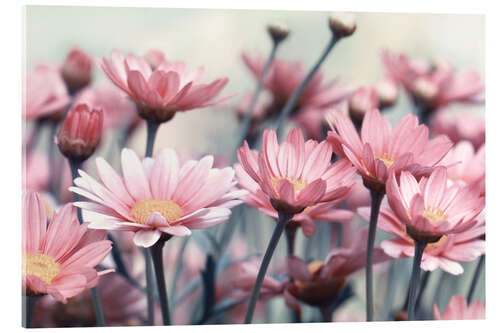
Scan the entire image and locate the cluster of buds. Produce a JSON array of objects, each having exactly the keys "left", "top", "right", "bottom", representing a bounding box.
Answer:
[
  {"left": 56, "top": 104, "right": 103, "bottom": 163},
  {"left": 61, "top": 48, "right": 93, "bottom": 95}
]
